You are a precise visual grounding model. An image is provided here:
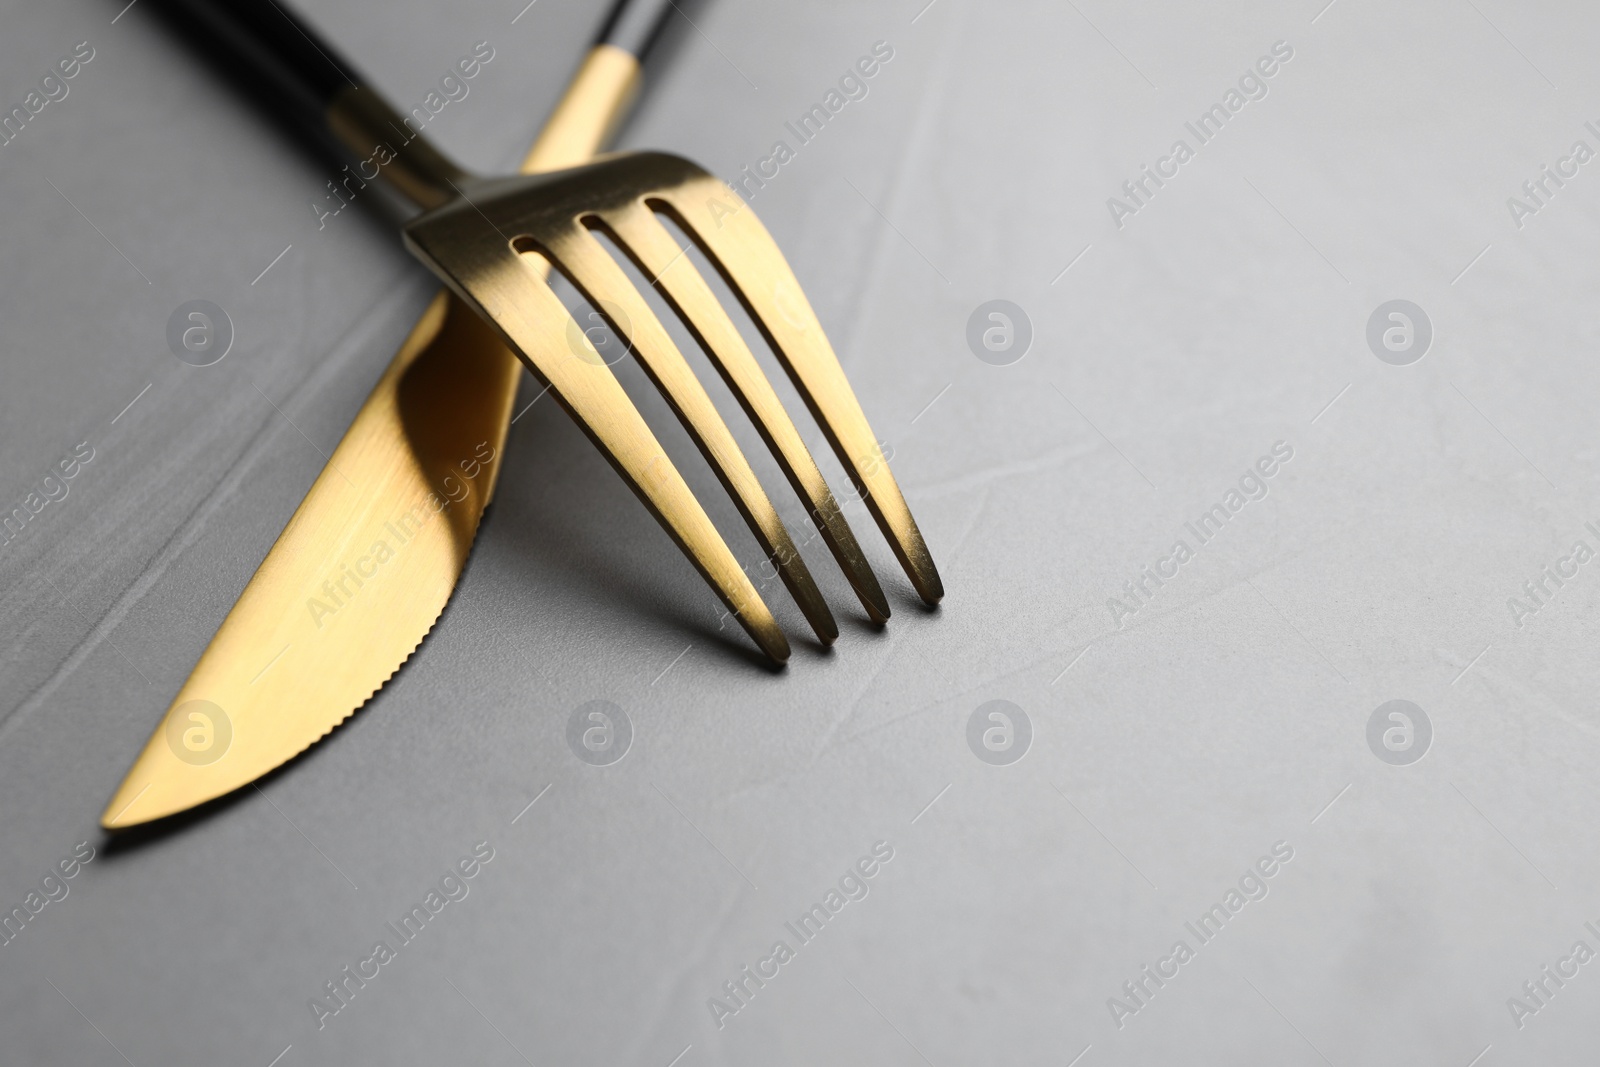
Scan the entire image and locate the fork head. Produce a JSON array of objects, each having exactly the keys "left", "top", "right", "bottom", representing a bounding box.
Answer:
[{"left": 402, "top": 151, "right": 943, "bottom": 662}]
